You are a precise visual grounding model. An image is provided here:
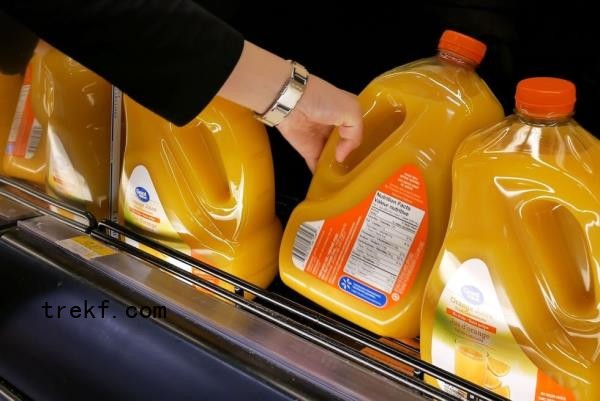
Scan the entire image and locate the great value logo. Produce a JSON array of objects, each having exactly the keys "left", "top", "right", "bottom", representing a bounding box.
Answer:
[
  {"left": 135, "top": 187, "right": 150, "bottom": 203},
  {"left": 461, "top": 285, "right": 484, "bottom": 305}
]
